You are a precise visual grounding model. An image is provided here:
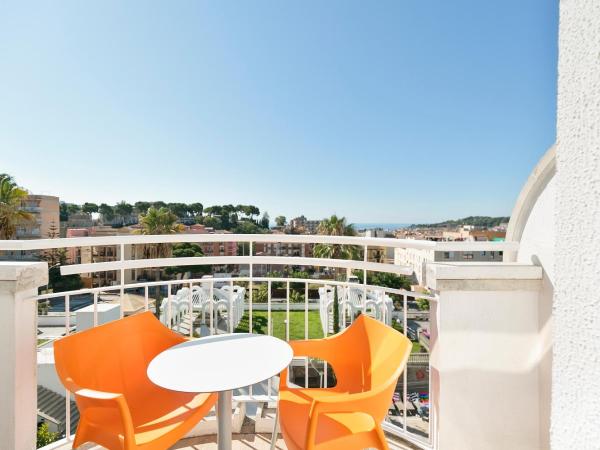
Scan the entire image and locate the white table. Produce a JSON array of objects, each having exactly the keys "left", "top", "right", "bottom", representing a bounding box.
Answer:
[{"left": 147, "top": 333, "right": 293, "bottom": 450}]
